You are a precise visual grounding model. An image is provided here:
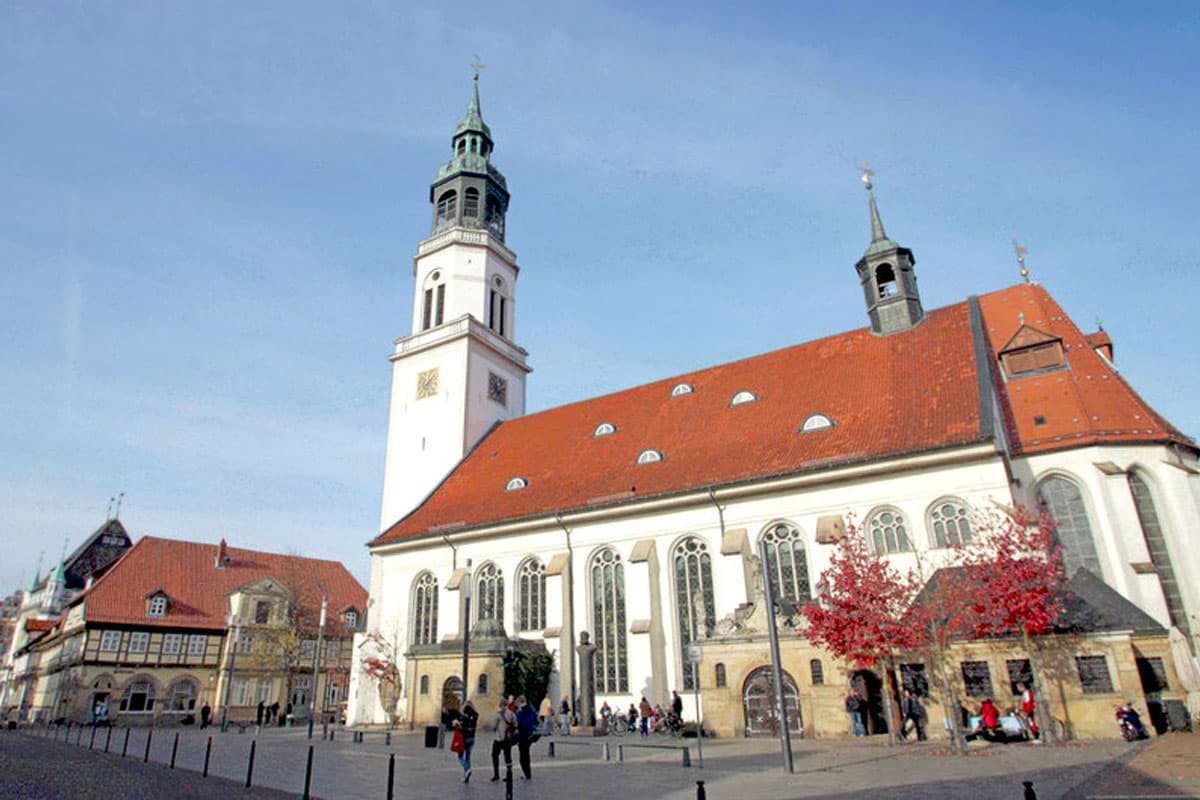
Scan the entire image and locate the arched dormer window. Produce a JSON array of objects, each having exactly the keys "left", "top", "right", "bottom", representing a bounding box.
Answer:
[
  {"left": 800, "top": 414, "right": 835, "bottom": 433},
  {"left": 505, "top": 477, "right": 528, "bottom": 491},
  {"left": 593, "top": 422, "right": 617, "bottom": 437},
  {"left": 422, "top": 270, "right": 446, "bottom": 330},
  {"left": 670, "top": 383, "right": 694, "bottom": 397},
  {"left": 927, "top": 498, "right": 973, "bottom": 548},
  {"left": 866, "top": 507, "right": 912, "bottom": 553},
  {"left": 464, "top": 188, "right": 480, "bottom": 219},
  {"left": 876, "top": 263, "right": 898, "bottom": 297},
  {"left": 435, "top": 190, "right": 457, "bottom": 227},
  {"left": 730, "top": 390, "right": 758, "bottom": 407},
  {"left": 636, "top": 449, "right": 663, "bottom": 465}
]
